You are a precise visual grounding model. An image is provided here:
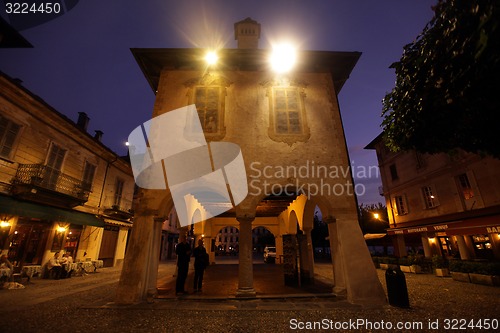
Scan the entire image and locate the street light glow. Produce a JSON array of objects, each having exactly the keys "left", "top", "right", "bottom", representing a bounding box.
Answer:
[
  {"left": 205, "top": 51, "right": 218, "bottom": 65},
  {"left": 270, "top": 42, "right": 297, "bottom": 73}
]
